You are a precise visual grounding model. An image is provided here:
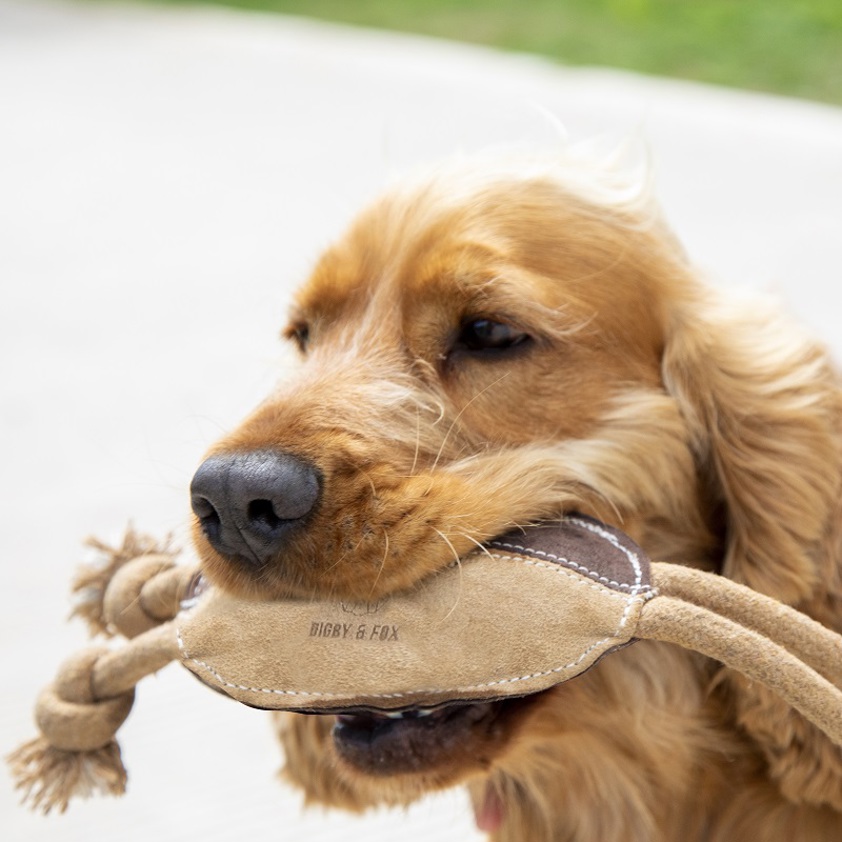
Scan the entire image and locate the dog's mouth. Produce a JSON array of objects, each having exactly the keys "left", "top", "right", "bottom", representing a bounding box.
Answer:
[
  {"left": 323, "top": 695, "right": 539, "bottom": 777},
  {"left": 322, "top": 695, "right": 541, "bottom": 833},
  {"left": 332, "top": 702, "right": 492, "bottom": 773}
]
